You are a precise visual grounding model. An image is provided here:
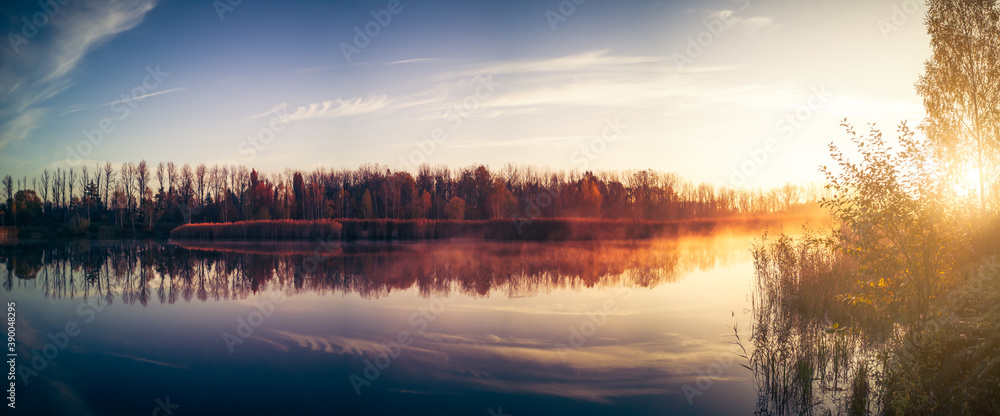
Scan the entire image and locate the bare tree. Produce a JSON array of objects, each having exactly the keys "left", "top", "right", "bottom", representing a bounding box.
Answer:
[
  {"left": 2, "top": 175, "right": 11, "bottom": 227},
  {"left": 92, "top": 163, "right": 101, "bottom": 213},
  {"left": 58, "top": 169, "right": 67, "bottom": 218},
  {"left": 40, "top": 169, "right": 50, "bottom": 216},
  {"left": 156, "top": 162, "right": 165, "bottom": 194},
  {"left": 121, "top": 163, "right": 135, "bottom": 231},
  {"left": 52, "top": 169, "right": 61, "bottom": 211},
  {"left": 104, "top": 162, "right": 115, "bottom": 212},
  {"left": 779, "top": 183, "right": 801, "bottom": 211},
  {"left": 136, "top": 161, "right": 150, "bottom": 230},
  {"left": 167, "top": 162, "right": 176, "bottom": 196},
  {"left": 180, "top": 164, "right": 193, "bottom": 223},
  {"left": 80, "top": 166, "right": 90, "bottom": 221},
  {"left": 196, "top": 163, "right": 207, "bottom": 209},
  {"left": 67, "top": 168, "right": 76, "bottom": 213},
  {"left": 220, "top": 165, "right": 229, "bottom": 222}
]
